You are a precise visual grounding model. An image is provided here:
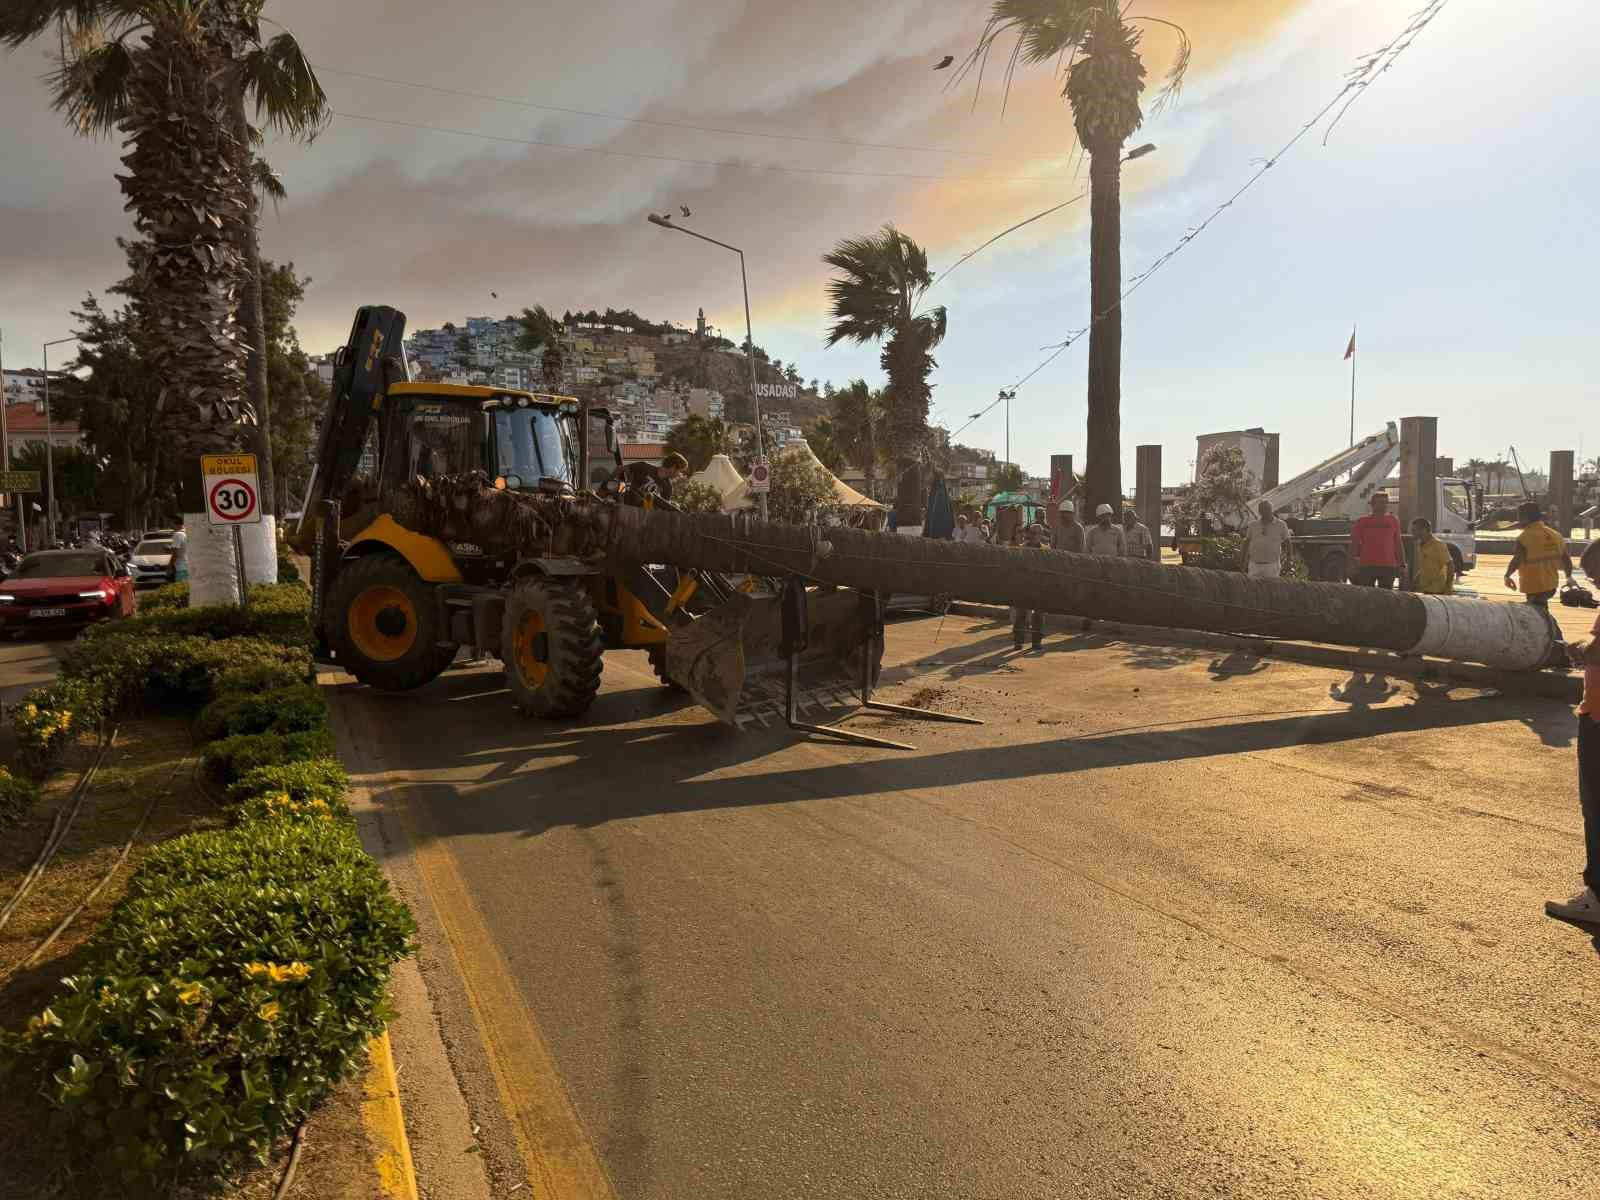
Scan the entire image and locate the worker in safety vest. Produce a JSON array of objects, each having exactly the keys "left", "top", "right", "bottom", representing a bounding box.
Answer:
[{"left": 1505, "top": 501, "right": 1573, "bottom": 607}]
